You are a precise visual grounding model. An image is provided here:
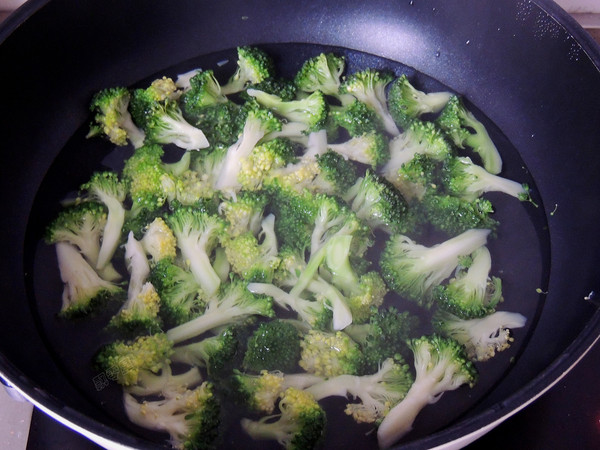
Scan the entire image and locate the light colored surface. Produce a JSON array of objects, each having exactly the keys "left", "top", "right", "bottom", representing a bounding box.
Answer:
[
  {"left": 556, "top": 0, "right": 600, "bottom": 13},
  {"left": 0, "top": 383, "right": 32, "bottom": 449}
]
